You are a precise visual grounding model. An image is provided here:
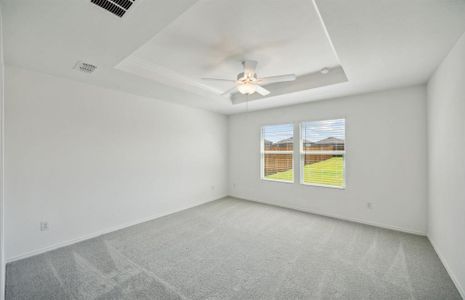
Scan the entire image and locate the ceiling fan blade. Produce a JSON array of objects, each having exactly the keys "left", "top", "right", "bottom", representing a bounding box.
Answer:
[
  {"left": 242, "top": 60, "right": 258, "bottom": 75},
  {"left": 221, "top": 85, "right": 238, "bottom": 96},
  {"left": 201, "top": 78, "right": 236, "bottom": 82},
  {"left": 259, "top": 74, "right": 296, "bottom": 85},
  {"left": 255, "top": 85, "right": 270, "bottom": 96}
]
